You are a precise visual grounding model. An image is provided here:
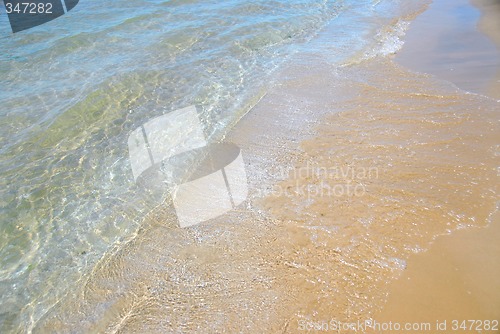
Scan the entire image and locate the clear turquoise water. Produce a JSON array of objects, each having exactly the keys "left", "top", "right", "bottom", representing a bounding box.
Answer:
[{"left": 0, "top": 0, "right": 419, "bottom": 332}]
